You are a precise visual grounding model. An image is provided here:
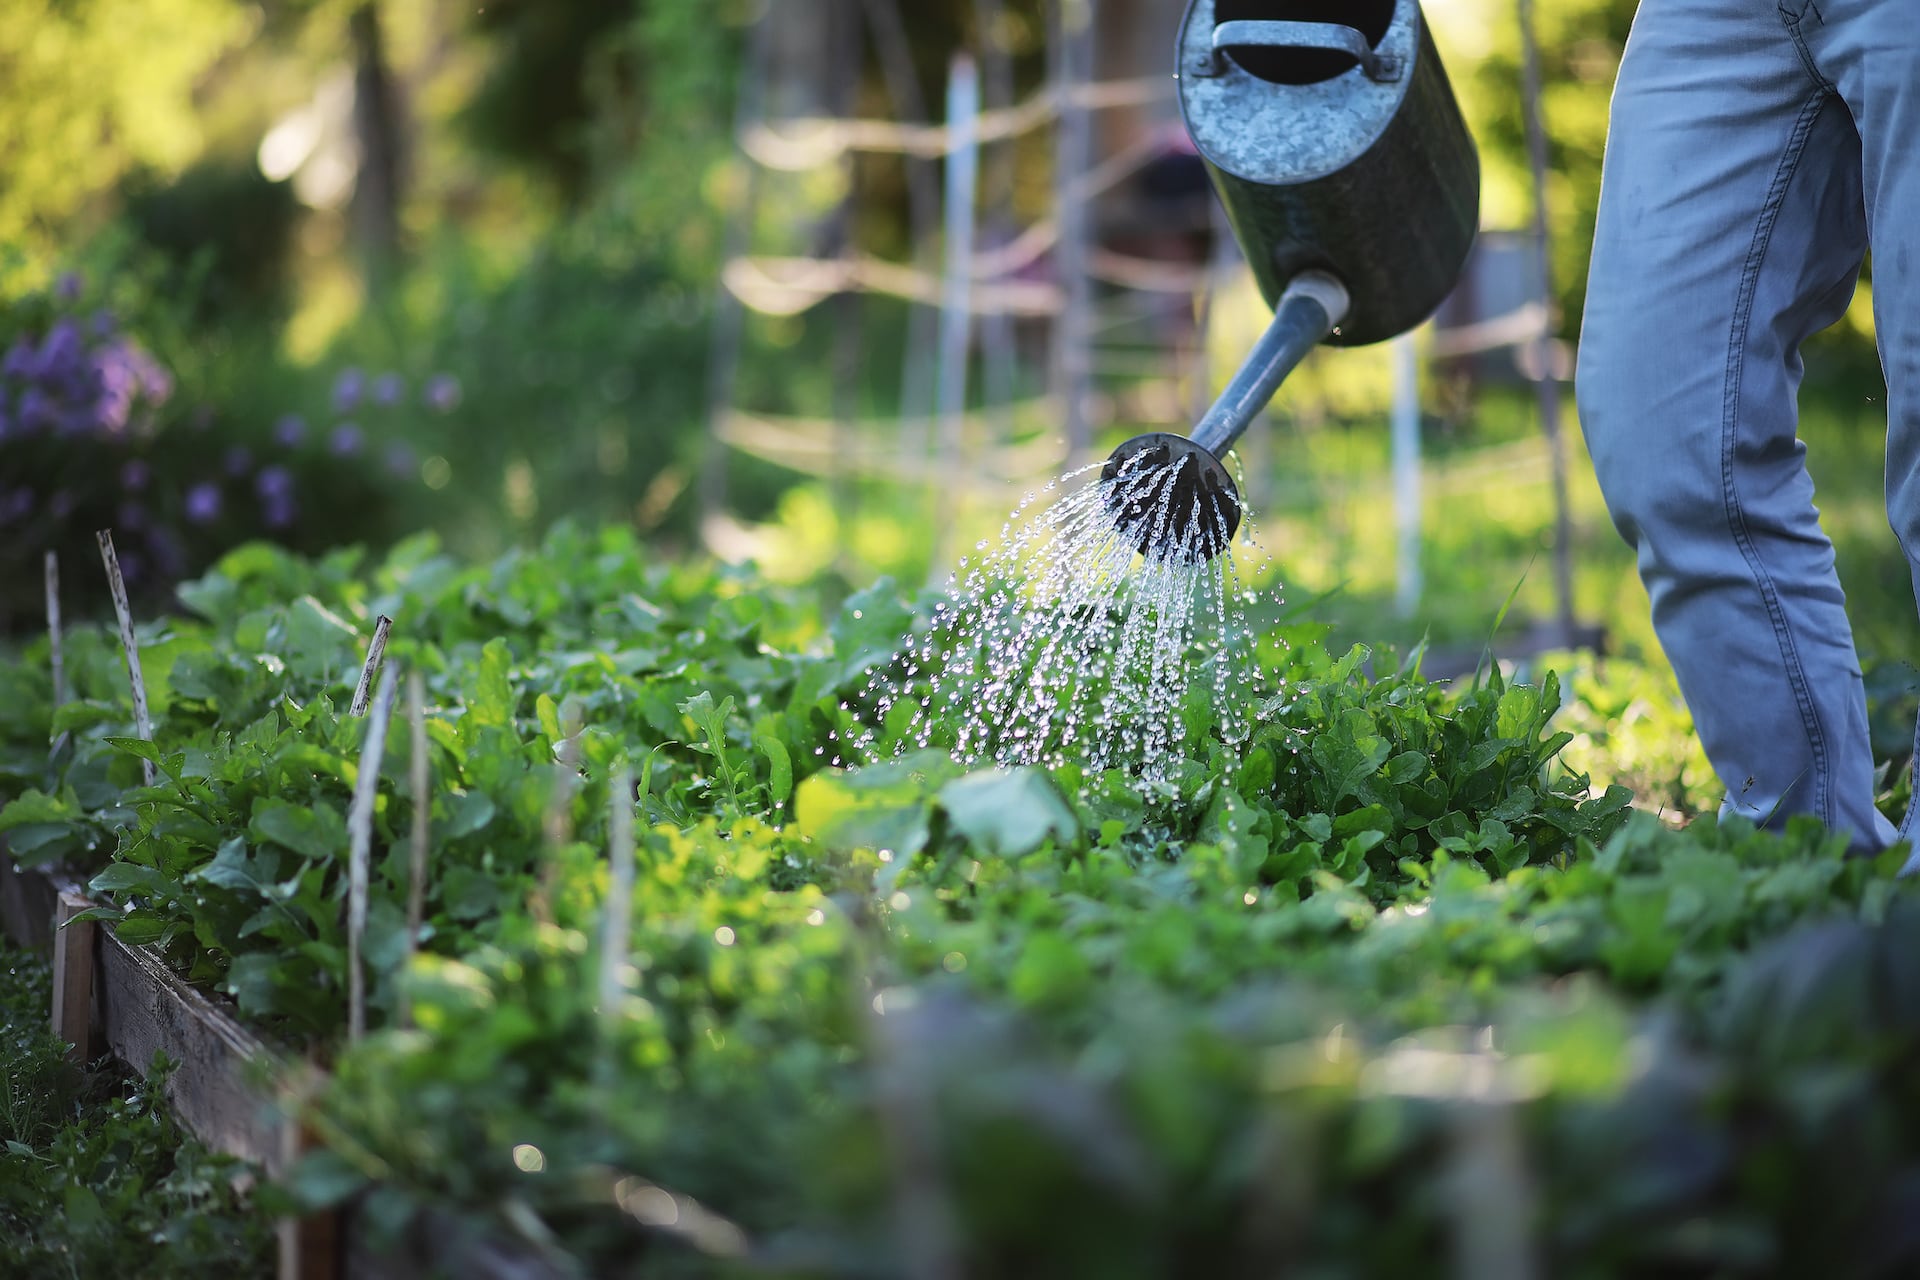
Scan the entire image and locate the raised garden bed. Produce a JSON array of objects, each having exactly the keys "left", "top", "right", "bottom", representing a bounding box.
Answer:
[{"left": 6, "top": 526, "right": 1920, "bottom": 1278}]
